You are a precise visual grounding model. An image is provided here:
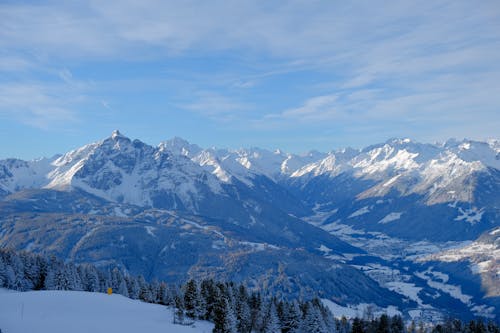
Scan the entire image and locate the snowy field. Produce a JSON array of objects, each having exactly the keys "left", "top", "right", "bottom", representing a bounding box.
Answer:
[
  {"left": 321, "top": 299, "right": 401, "bottom": 319},
  {"left": 0, "top": 289, "right": 213, "bottom": 333}
]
